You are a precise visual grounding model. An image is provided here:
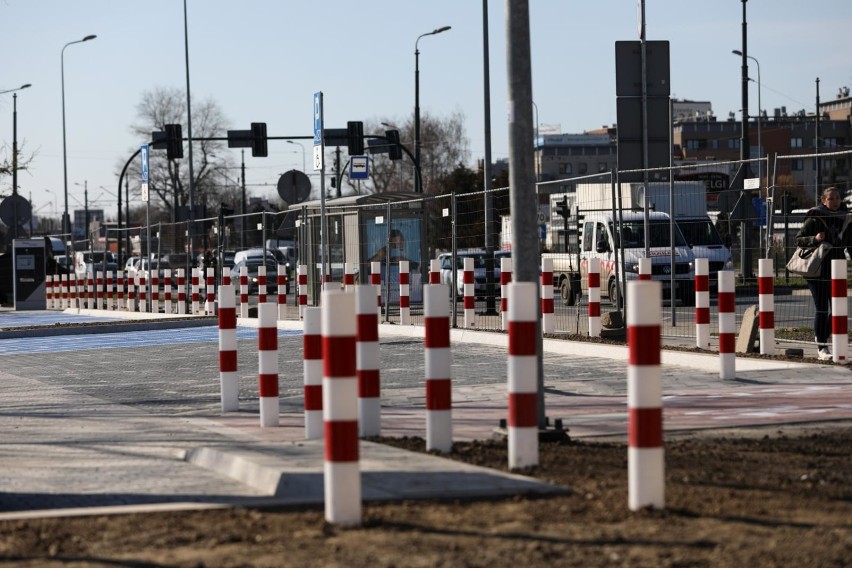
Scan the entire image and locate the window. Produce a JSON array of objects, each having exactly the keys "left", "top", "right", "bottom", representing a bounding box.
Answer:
[
  {"left": 582, "top": 222, "right": 594, "bottom": 252},
  {"left": 727, "top": 138, "right": 740, "bottom": 150},
  {"left": 578, "top": 162, "right": 588, "bottom": 175},
  {"left": 791, "top": 137, "right": 803, "bottom": 148},
  {"left": 791, "top": 159, "right": 804, "bottom": 171},
  {"left": 824, "top": 137, "right": 842, "bottom": 148},
  {"left": 709, "top": 139, "right": 719, "bottom": 150},
  {"left": 558, "top": 162, "right": 572, "bottom": 175}
]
